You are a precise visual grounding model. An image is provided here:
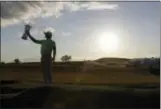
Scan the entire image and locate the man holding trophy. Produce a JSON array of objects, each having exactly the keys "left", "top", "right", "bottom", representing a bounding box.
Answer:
[{"left": 22, "top": 24, "right": 56, "bottom": 85}]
